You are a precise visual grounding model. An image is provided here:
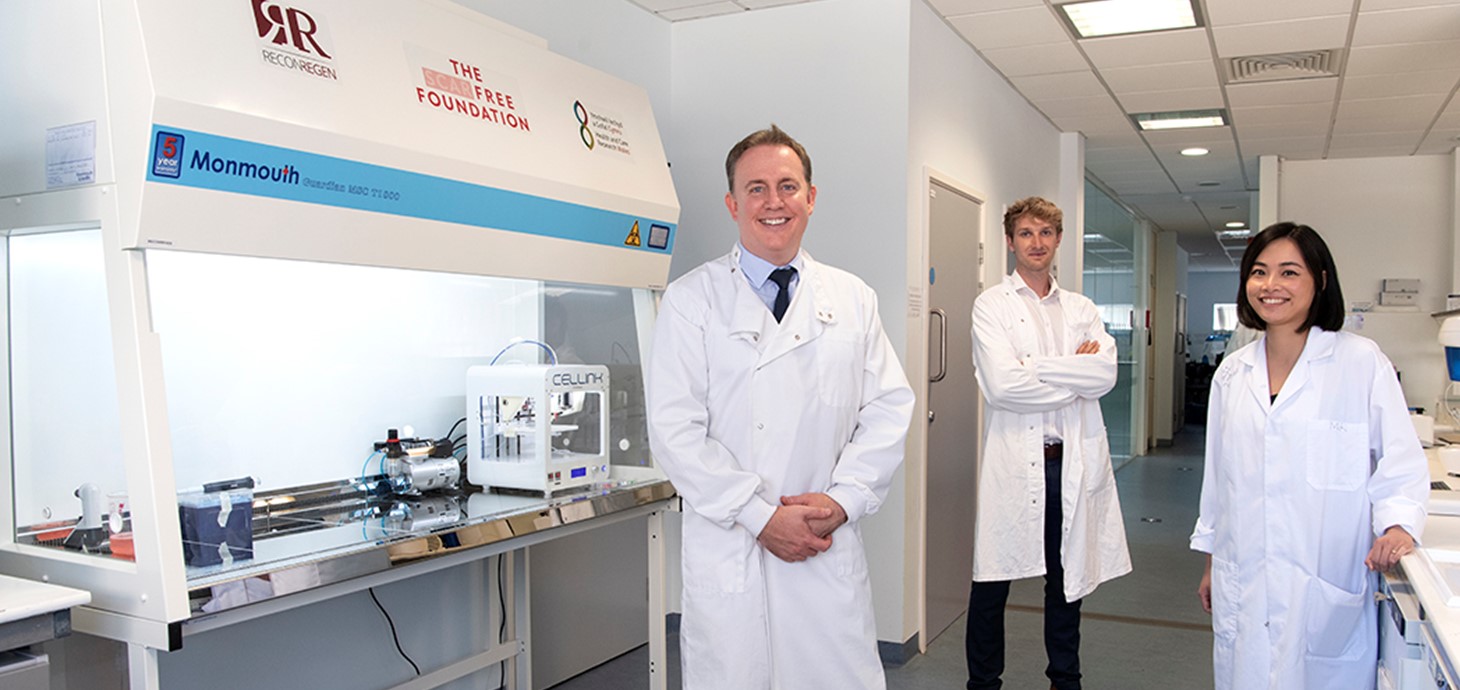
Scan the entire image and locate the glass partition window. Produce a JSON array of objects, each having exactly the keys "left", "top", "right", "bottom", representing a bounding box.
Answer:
[
  {"left": 10, "top": 229, "right": 130, "bottom": 557},
  {"left": 1083, "top": 180, "right": 1144, "bottom": 460}
]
